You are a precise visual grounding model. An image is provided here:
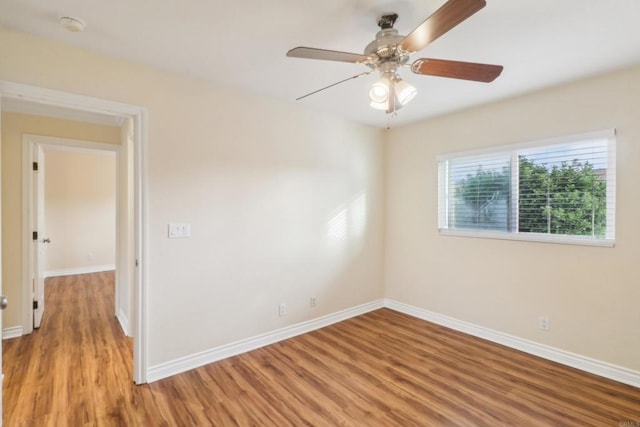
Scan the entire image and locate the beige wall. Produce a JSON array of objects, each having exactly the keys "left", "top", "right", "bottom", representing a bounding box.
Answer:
[
  {"left": 384, "top": 66, "right": 640, "bottom": 371},
  {"left": 0, "top": 27, "right": 385, "bottom": 366},
  {"left": 44, "top": 150, "right": 116, "bottom": 273},
  {"left": 1, "top": 112, "right": 121, "bottom": 329}
]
